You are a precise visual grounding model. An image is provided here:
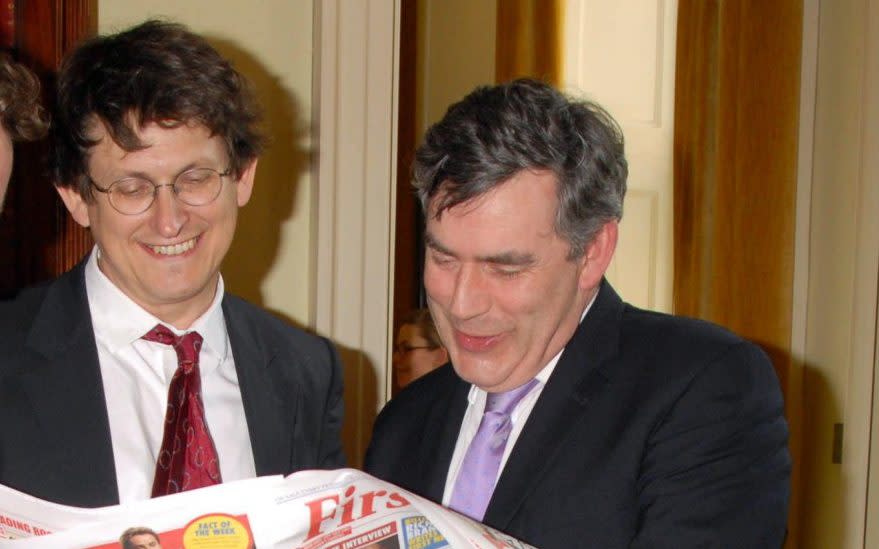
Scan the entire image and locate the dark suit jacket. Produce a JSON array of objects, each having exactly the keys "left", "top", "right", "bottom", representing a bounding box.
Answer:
[
  {"left": 365, "top": 281, "right": 790, "bottom": 548},
  {"left": 0, "top": 260, "right": 345, "bottom": 507}
]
